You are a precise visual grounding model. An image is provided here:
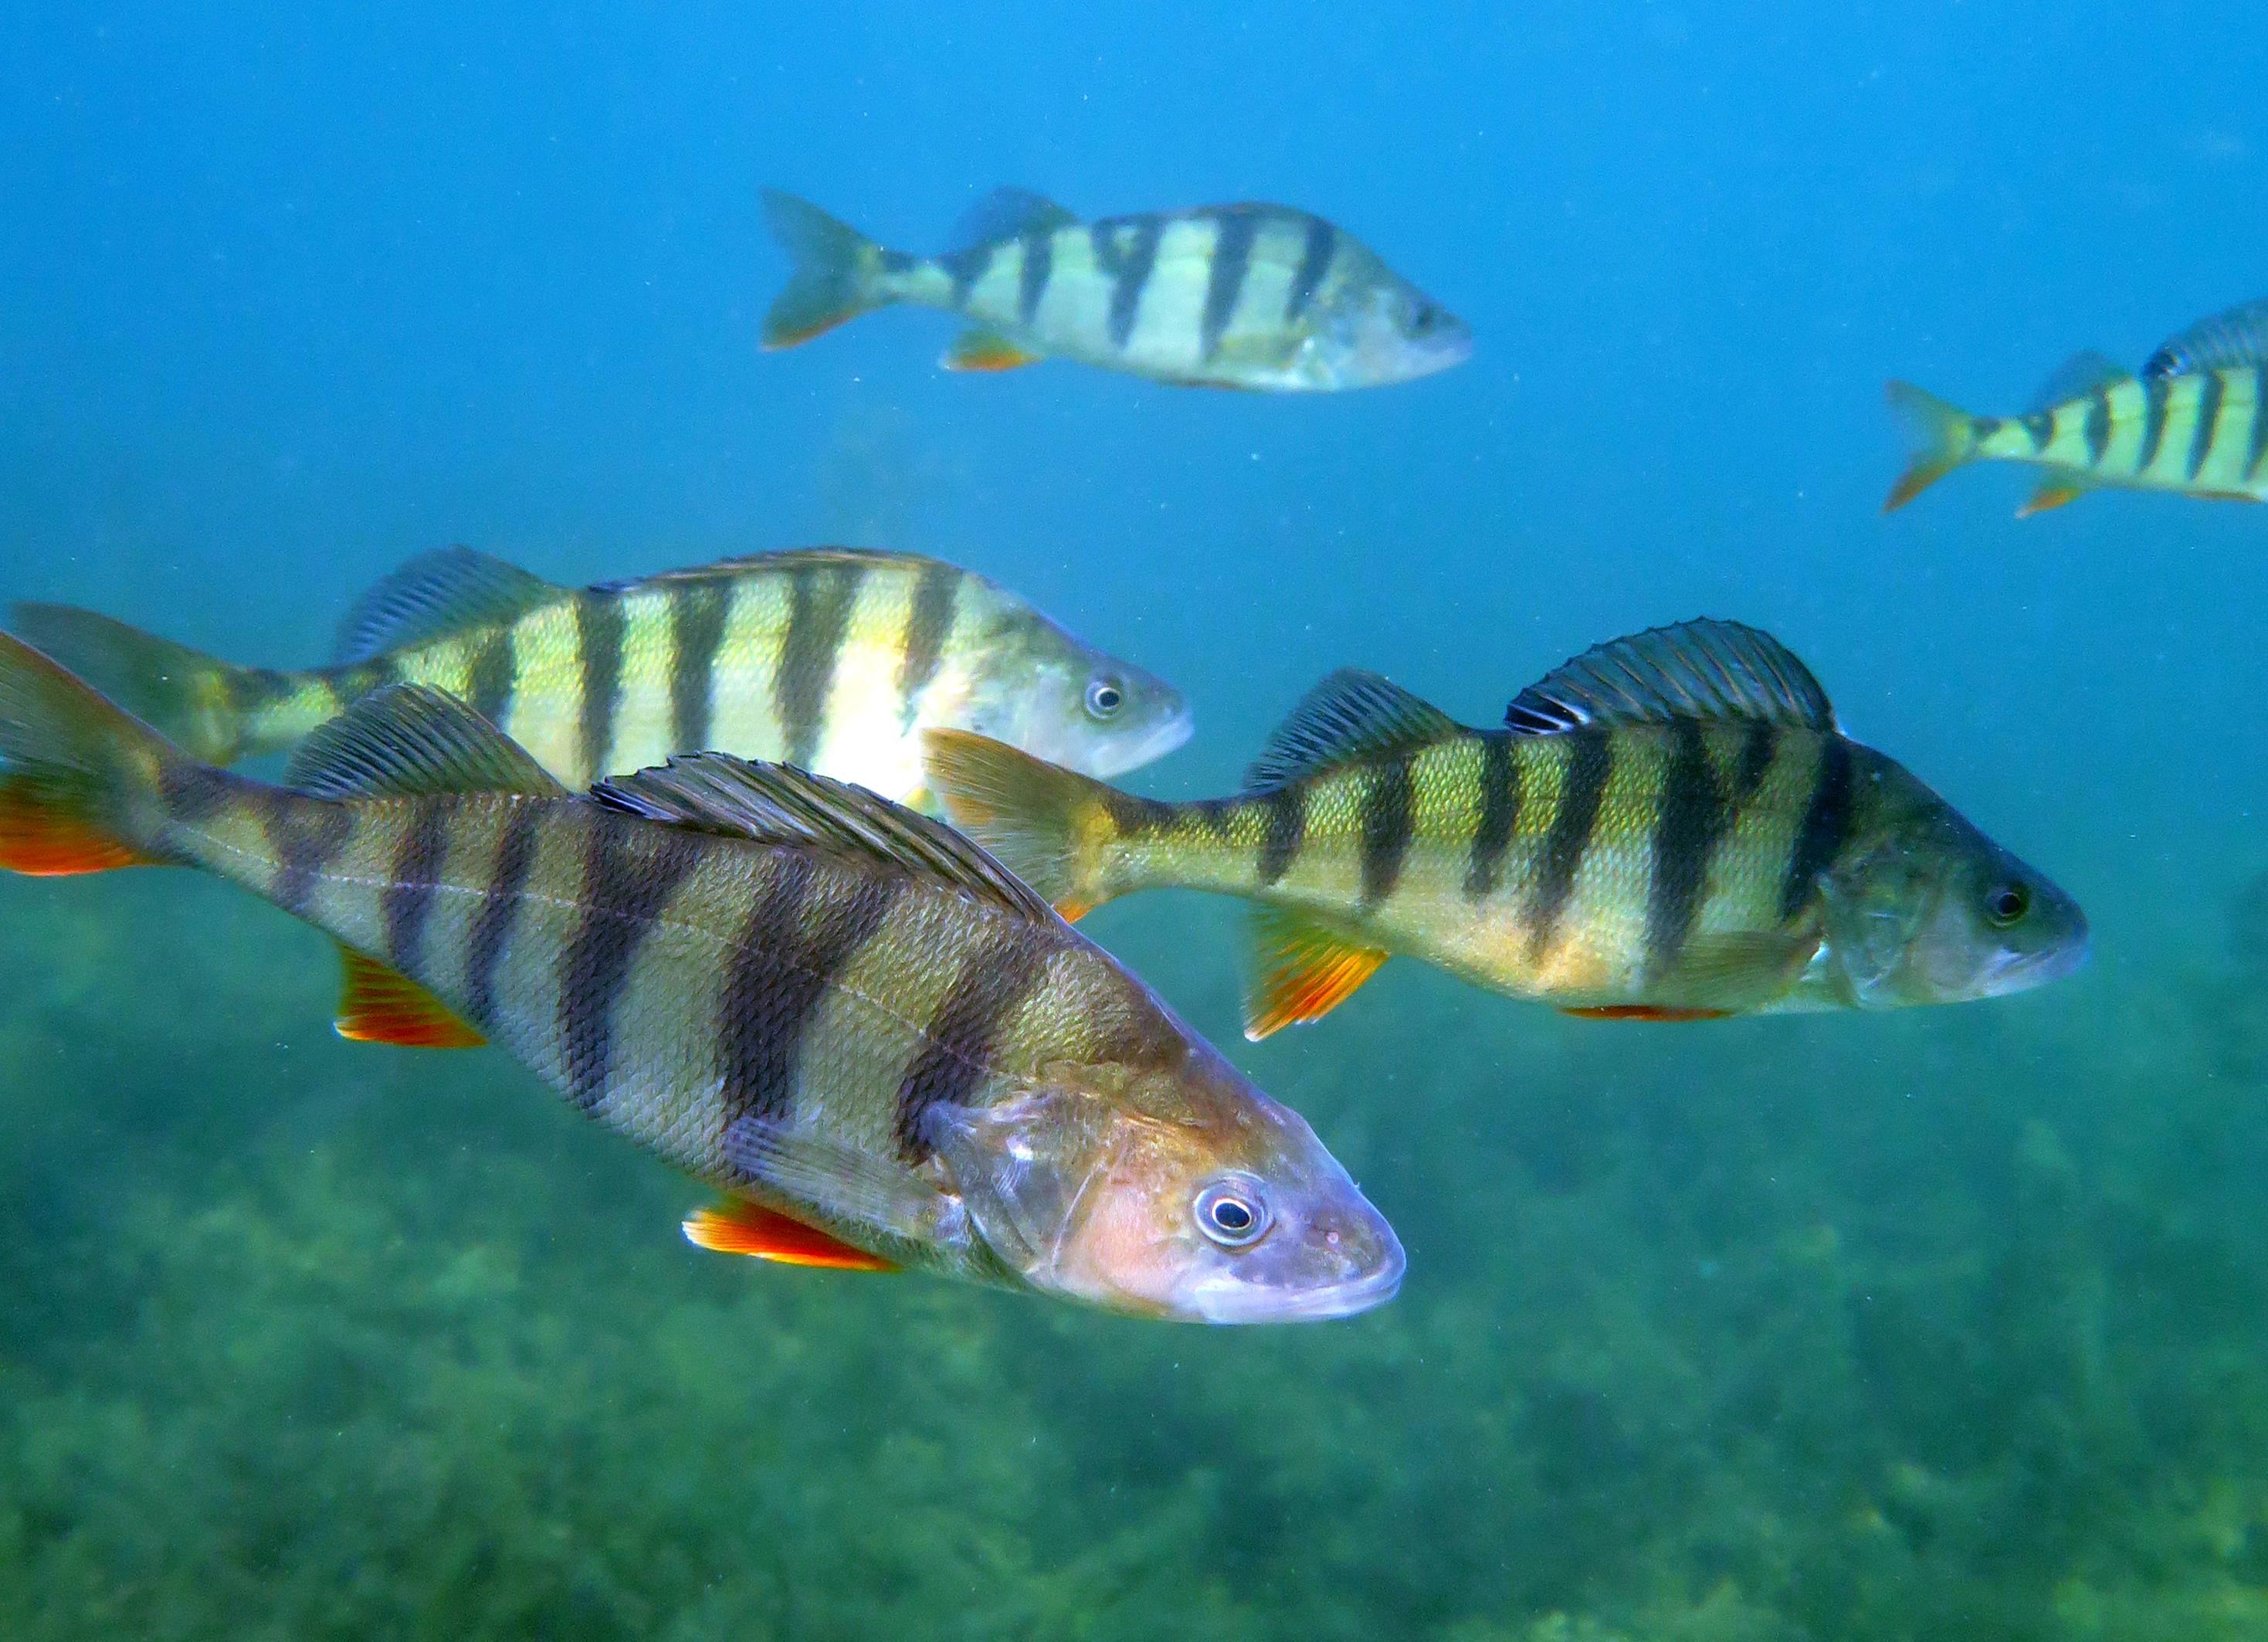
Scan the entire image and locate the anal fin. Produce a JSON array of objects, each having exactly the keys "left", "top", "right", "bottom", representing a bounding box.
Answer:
[
  {"left": 683, "top": 1201, "right": 898, "bottom": 1272},
  {"left": 941, "top": 329, "right": 1043, "bottom": 372},
  {"left": 1243, "top": 907, "right": 1388, "bottom": 1041},
  {"left": 335, "top": 947, "right": 484, "bottom": 1048},
  {"left": 2015, "top": 478, "right": 2090, "bottom": 517}
]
